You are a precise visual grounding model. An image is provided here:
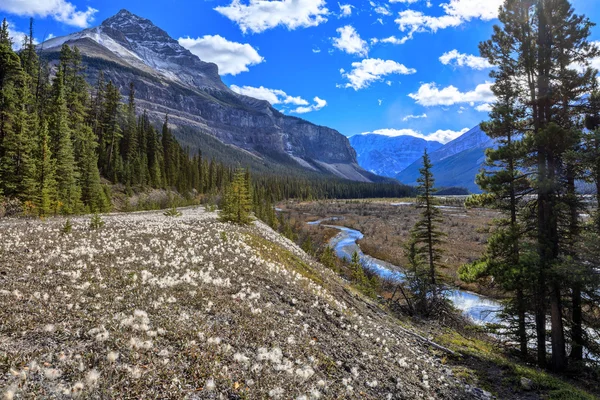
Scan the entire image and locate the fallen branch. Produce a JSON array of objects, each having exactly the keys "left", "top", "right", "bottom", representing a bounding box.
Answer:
[{"left": 396, "top": 326, "right": 460, "bottom": 357}]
